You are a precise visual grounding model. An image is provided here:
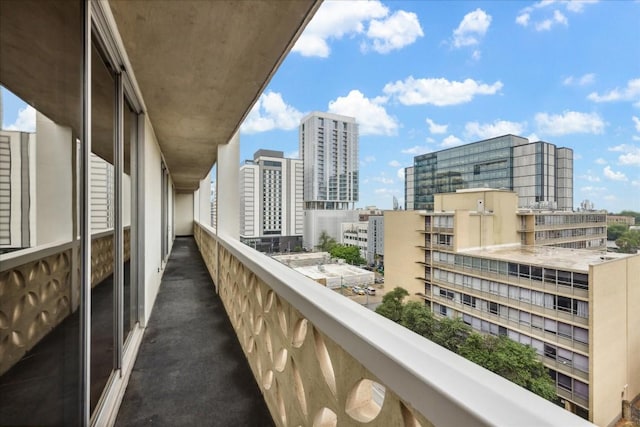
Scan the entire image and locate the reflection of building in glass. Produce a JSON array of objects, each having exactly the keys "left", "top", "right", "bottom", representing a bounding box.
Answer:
[
  {"left": 240, "top": 150, "right": 303, "bottom": 253},
  {"left": 408, "top": 135, "right": 573, "bottom": 211},
  {"left": 0, "top": 129, "right": 34, "bottom": 250}
]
